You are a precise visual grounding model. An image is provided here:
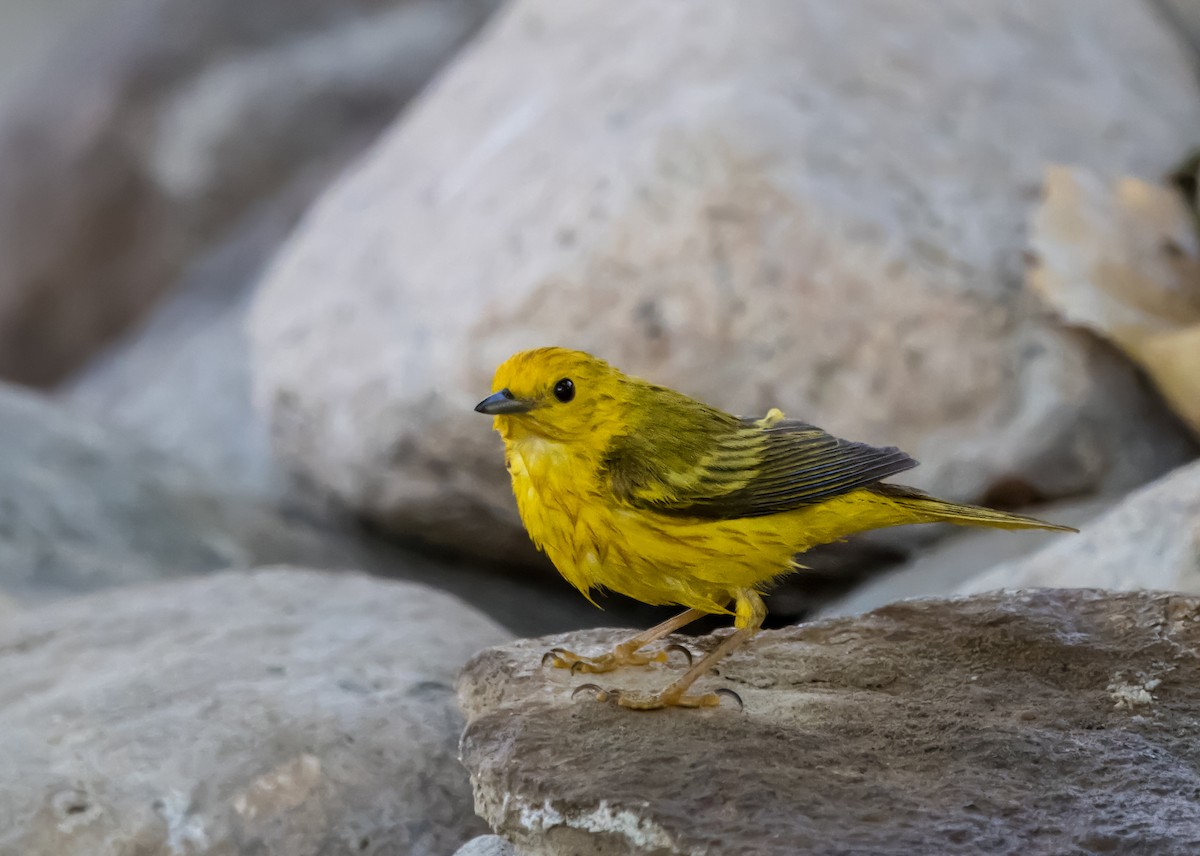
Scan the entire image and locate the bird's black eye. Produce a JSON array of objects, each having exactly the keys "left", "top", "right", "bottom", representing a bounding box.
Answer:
[{"left": 553, "top": 378, "right": 575, "bottom": 403}]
